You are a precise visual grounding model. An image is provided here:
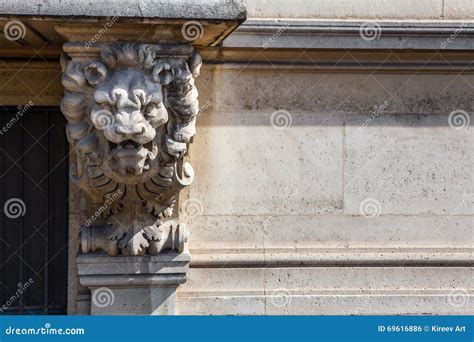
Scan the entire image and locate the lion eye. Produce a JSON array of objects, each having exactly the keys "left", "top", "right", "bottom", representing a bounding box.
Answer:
[
  {"left": 101, "top": 103, "right": 113, "bottom": 112},
  {"left": 144, "top": 103, "right": 158, "bottom": 118}
]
